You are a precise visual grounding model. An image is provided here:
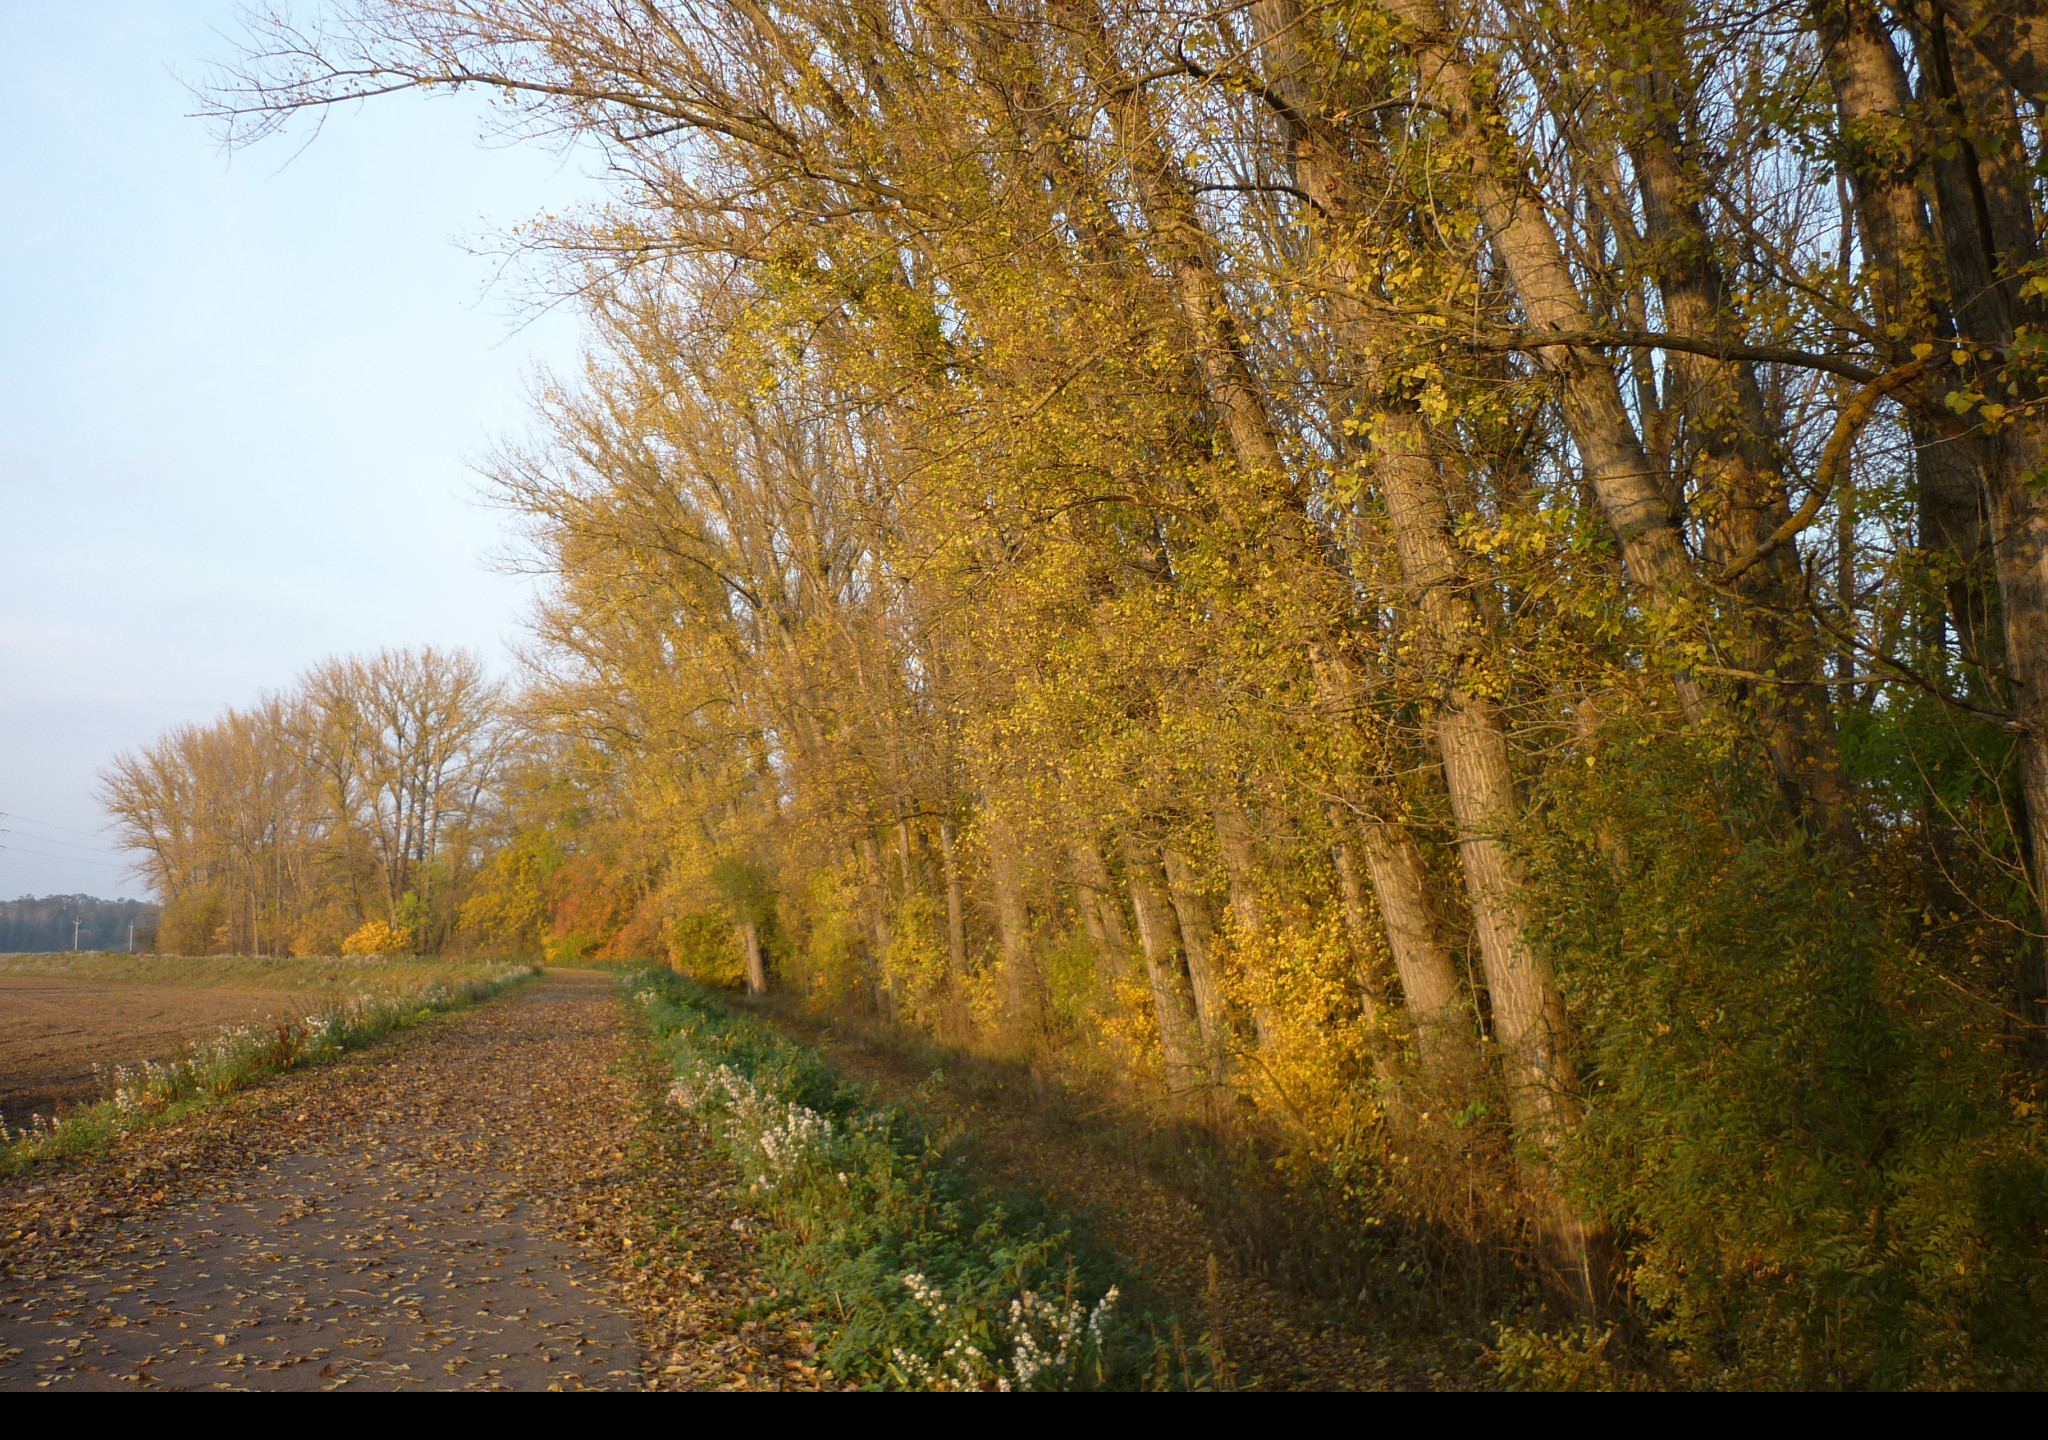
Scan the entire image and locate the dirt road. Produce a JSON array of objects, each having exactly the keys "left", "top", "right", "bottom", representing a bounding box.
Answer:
[{"left": 0, "top": 971, "right": 817, "bottom": 1391}]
